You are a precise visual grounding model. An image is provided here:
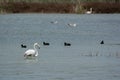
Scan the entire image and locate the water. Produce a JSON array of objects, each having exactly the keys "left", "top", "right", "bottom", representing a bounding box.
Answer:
[{"left": 0, "top": 13, "right": 120, "bottom": 80}]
